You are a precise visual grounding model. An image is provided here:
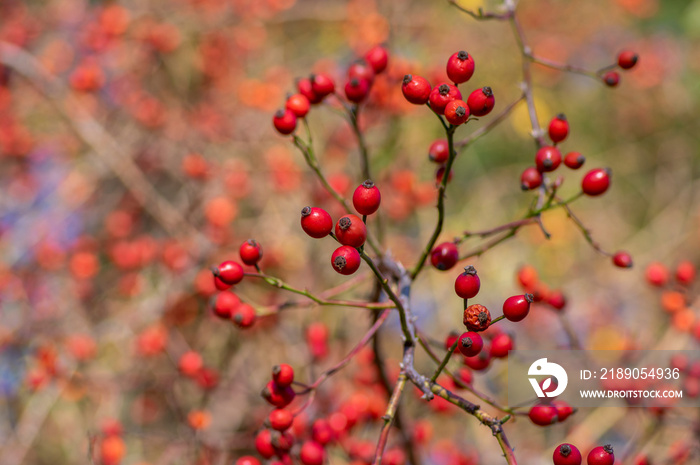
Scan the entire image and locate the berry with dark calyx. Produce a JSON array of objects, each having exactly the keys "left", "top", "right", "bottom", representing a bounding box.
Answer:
[
  {"left": 286, "top": 93, "right": 310, "bottom": 117},
  {"left": 300, "top": 441, "right": 325, "bottom": 465},
  {"left": 446, "top": 51, "right": 475, "bottom": 84},
  {"left": 214, "top": 260, "right": 244, "bottom": 285},
  {"left": 463, "top": 303, "right": 491, "bottom": 331},
  {"left": 401, "top": 74, "right": 431, "bottom": 104},
  {"left": 273, "top": 431, "right": 295, "bottom": 452},
  {"left": 466, "top": 87, "right": 495, "bottom": 116},
  {"left": 521, "top": 166, "right": 543, "bottom": 190},
  {"left": 344, "top": 78, "right": 371, "bottom": 103},
  {"left": 581, "top": 168, "right": 611, "bottom": 196},
  {"left": 352, "top": 180, "right": 381, "bottom": 215},
  {"left": 552, "top": 400, "right": 575, "bottom": 422},
  {"left": 331, "top": 246, "right": 361, "bottom": 275},
  {"left": 255, "top": 429, "right": 276, "bottom": 458},
  {"left": 564, "top": 151, "right": 585, "bottom": 169},
  {"left": 458, "top": 331, "right": 483, "bottom": 357},
  {"left": 489, "top": 332, "right": 514, "bottom": 358},
  {"left": 232, "top": 303, "right": 256, "bottom": 328},
  {"left": 262, "top": 380, "right": 296, "bottom": 408},
  {"left": 502, "top": 294, "right": 533, "bottom": 322},
  {"left": 535, "top": 146, "right": 562, "bottom": 172},
  {"left": 676, "top": 261, "right": 696, "bottom": 284},
  {"left": 239, "top": 239, "right": 263, "bottom": 266},
  {"left": 310, "top": 73, "right": 335, "bottom": 98},
  {"left": 301, "top": 206, "right": 333, "bottom": 238},
  {"left": 603, "top": 71, "right": 620, "bottom": 87},
  {"left": 645, "top": 262, "right": 668, "bottom": 286},
  {"left": 553, "top": 444, "right": 582, "bottom": 465},
  {"left": 348, "top": 60, "right": 375, "bottom": 84},
  {"left": 269, "top": 409, "right": 294, "bottom": 431},
  {"left": 444, "top": 99, "right": 470, "bottom": 125},
  {"left": 548, "top": 114, "right": 569, "bottom": 143},
  {"left": 297, "top": 78, "right": 323, "bottom": 104},
  {"left": 455, "top": 266, "right": 481, "bottom": 299},
  {"left": 237, "top": 456, "right": 262, "bottom": 465},
  {"left": 273, "top": 109, "right": 297, "bottom": 135},
  {"left": 612, "top": 251, "right": 633, "bottom": 268},
  {"left": 429, "top": 83, "right": 462, "bottom": 115},
  {"left": 431, "top": 242, "right": 459, "bottom": 271},
  {"left": 273, "top": 363, "right": 295, "bottom": 387},
  {"left": 617, "top": 50, "right": 638, "bottom": 70},
  {"left": 587, "top": 445, "right": 614, "bottom": 465},
  {"left": 528, "top": 403, "right": 558, "bottom": 426},
  {"left": 546, "top": 290, "right": 566, "bottom": 311},
  {"left": 428, "top": 139, "right": 450, "bottom": 163},
  {"left": 335, "top": 214, "right": 367, "bottom": 247},
  {"left": 364, "top": 45, "right": 388, "bottom": 74},
  {"left": 212, "top": 292, "right": 241, "bottom": 320}
]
